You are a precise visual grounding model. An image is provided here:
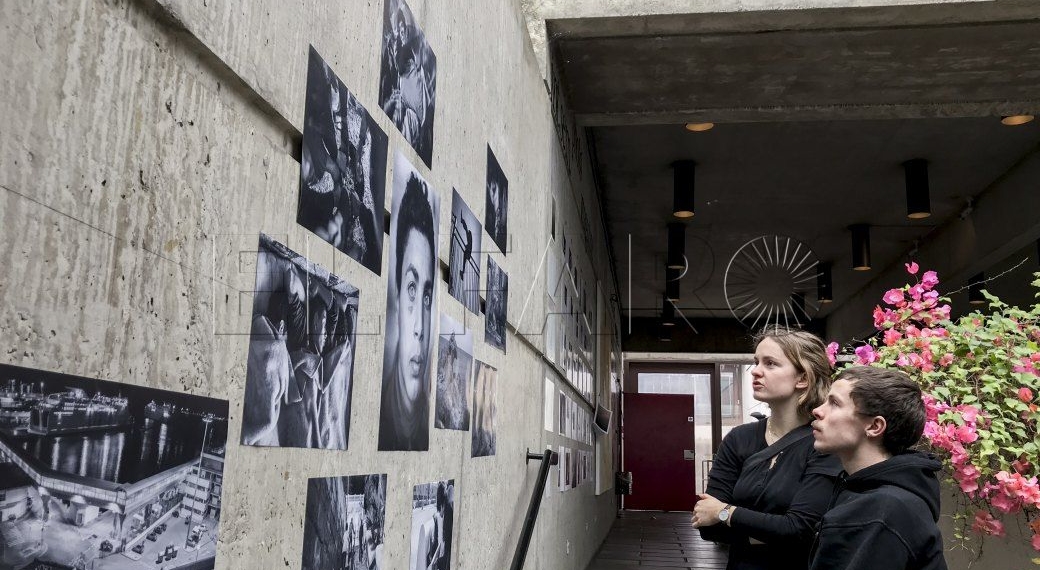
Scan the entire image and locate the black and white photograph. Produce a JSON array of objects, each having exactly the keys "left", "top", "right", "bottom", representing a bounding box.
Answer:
[
  {"left": 302, "top": 474, "right": 387, "bottom": 570},
  {"left": 379, "top": 0, "right": 437, "bottom": 168},
  {"left": 470, "top": 361, "right": 497, "bottom": 458},
  {"left": 0, "top": 363, "right": 229, "bottom": 570},
  {"left": 484, "top": 257, "right": 508, "bottom": 353},
  {"left": 435, "top": 314, "right": 472, "bottom": 431},
  {"left": 447, "top": 189, "right": 481, "bottom": 314},
  {"left": 379, "top": 151, "right": 441, "bottom": 451},
  {"left": 409, "top": 480, "right": 455, "bottom": 570},
  {"left": 299, "top": 46, "right": 389, "bottom": 275},
  {"left": 241, "top": 233, "right": 359, "bottom": 451},
  {"left": 484, "top": 146, "right": 509, "bottom": 254}
]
